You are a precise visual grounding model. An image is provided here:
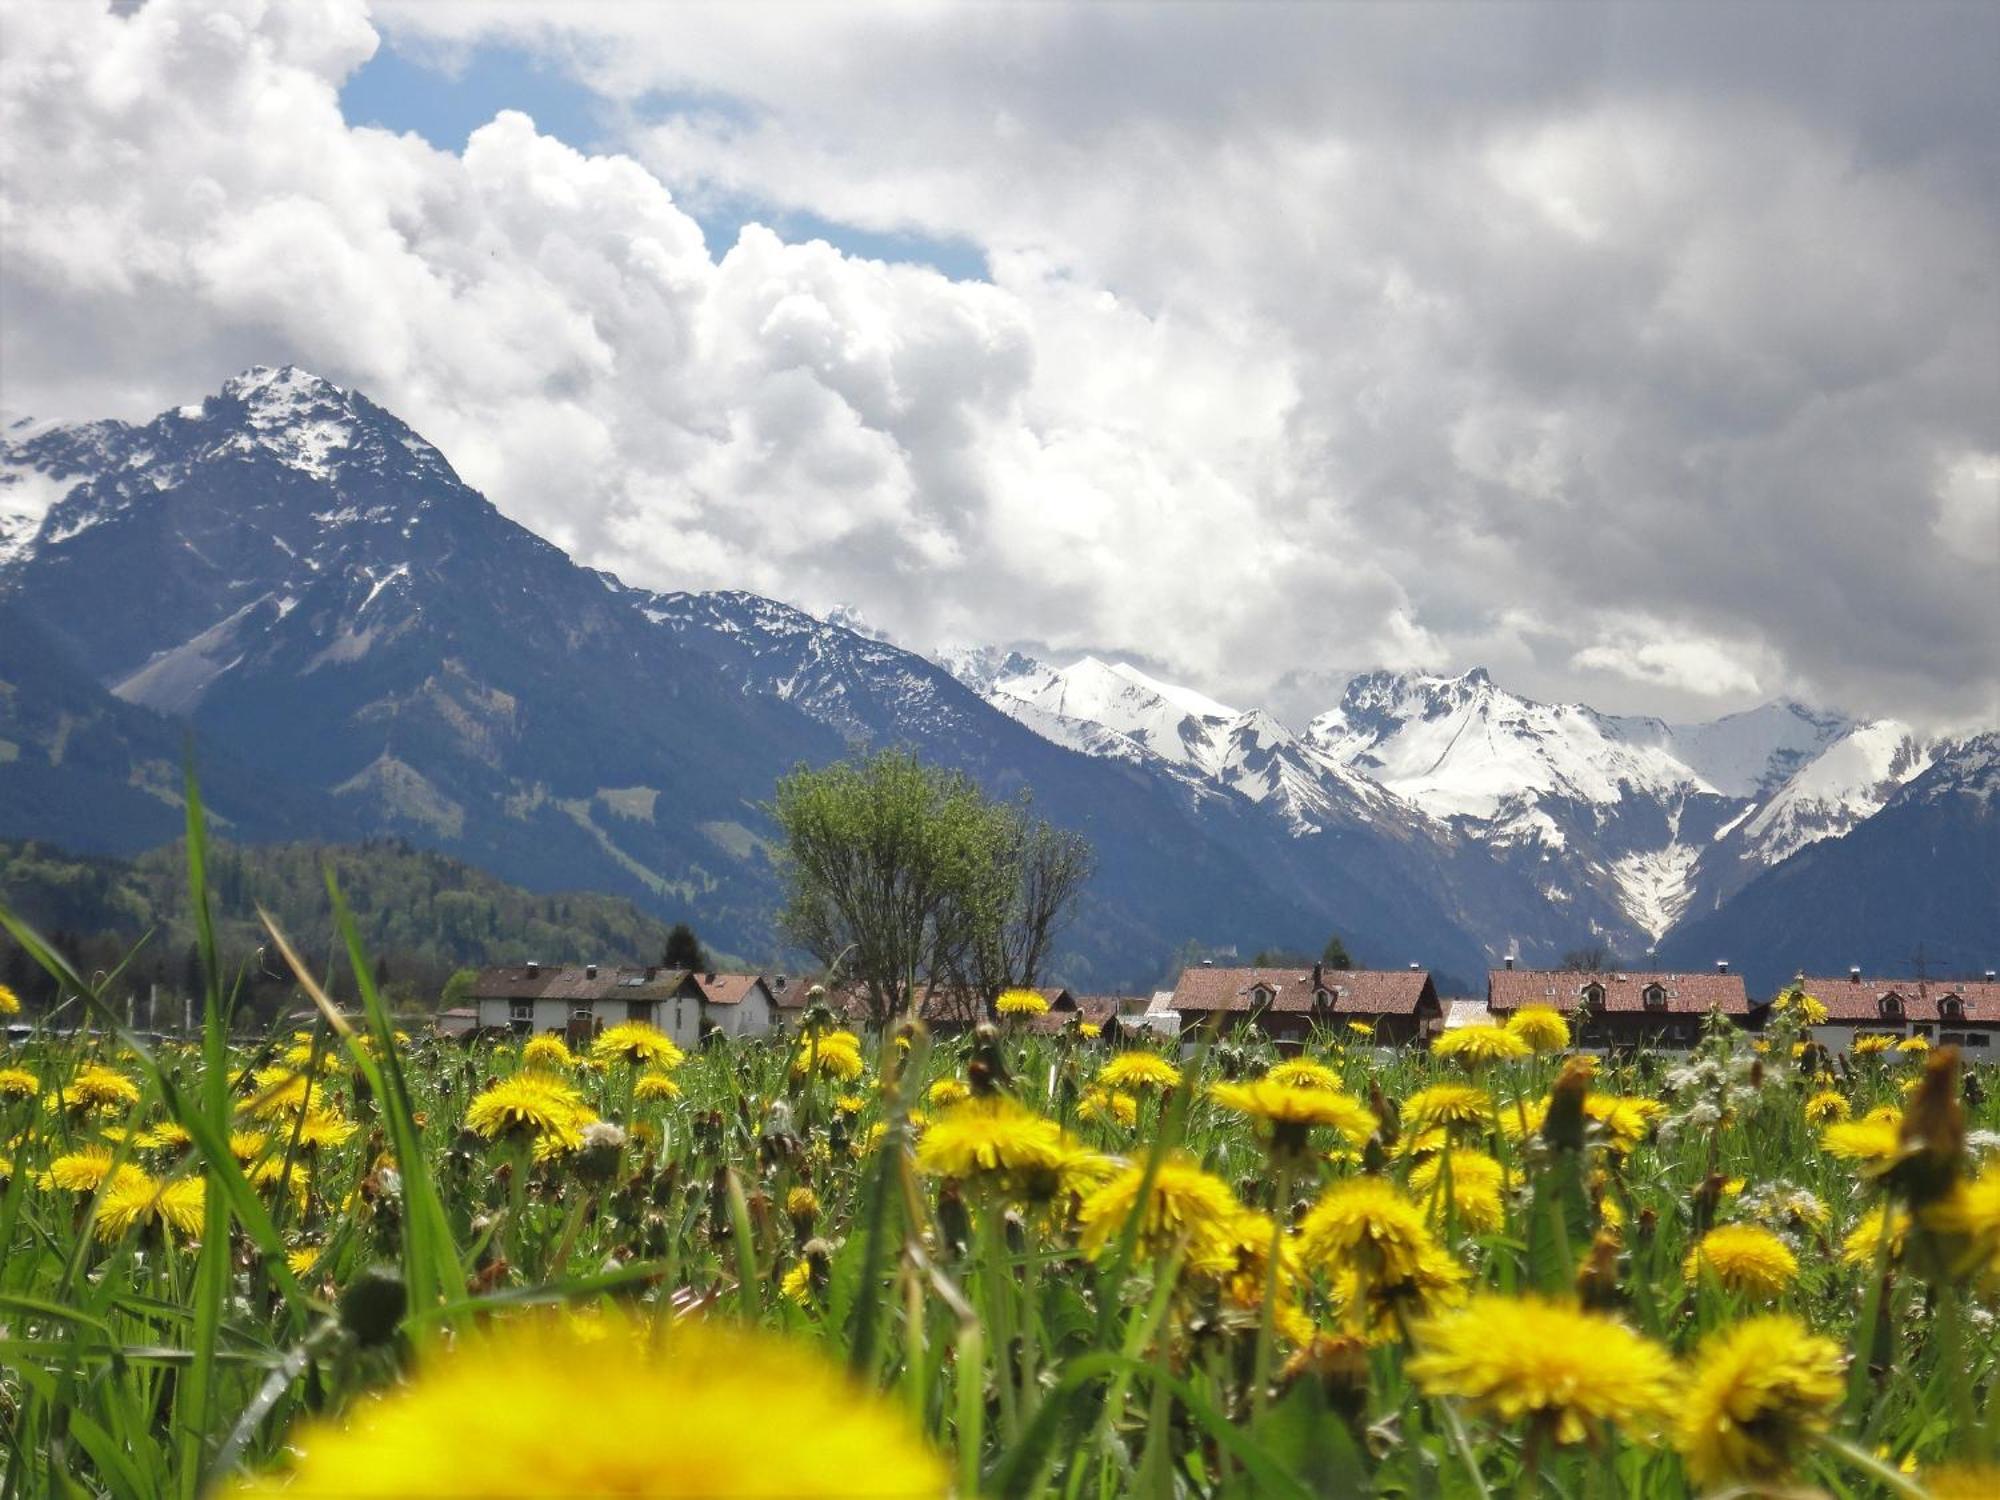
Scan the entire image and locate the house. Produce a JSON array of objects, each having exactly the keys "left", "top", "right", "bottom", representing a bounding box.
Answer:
[
  {"left": 1486, "top": 964, "right": 1753, "bottom": 1048},
  {"left": 1168, "top": 964, "right": 1441, "bottom": 1046},
  {"left": 1794, "top": 971, "right": 2000, "bottom": 1053},
  {"left": 434, "top": 1007, "right": 479, "bottom": 1038},
  {"left": 684, "top": 972, "right": 779, "bottom": 1041},
  {"left": 468, "top": 964, "right": 788, "bottom": 1047},
  {"left": 1022, "top": 991, "right": 1129, "bottom": 1040}
]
